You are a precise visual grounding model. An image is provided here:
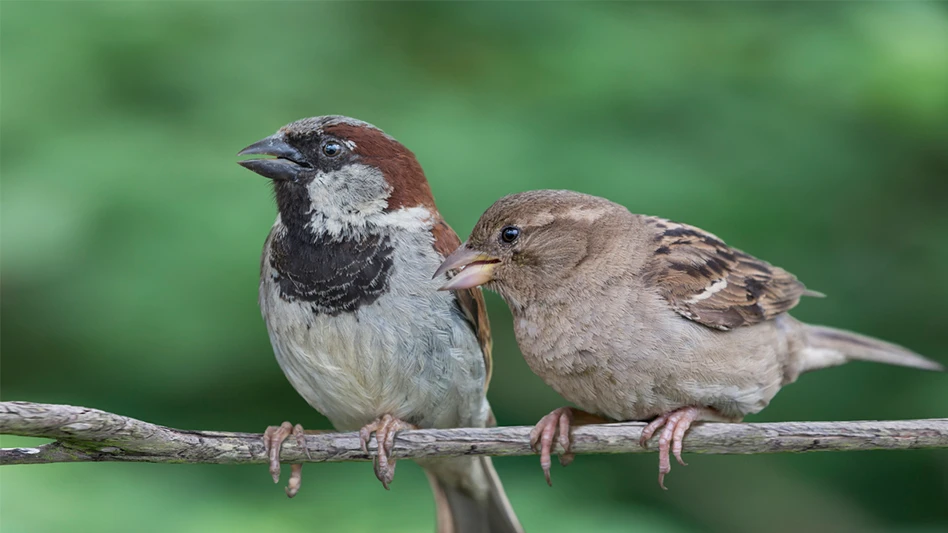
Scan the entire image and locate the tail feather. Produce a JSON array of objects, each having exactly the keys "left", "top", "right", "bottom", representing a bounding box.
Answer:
[
  {"left": 481, "top": 457, "right": 522, "bottom": 533},
  {"left": 803, "top": 324, "right": 943, "bottom": 373},
  {"left": 424, "top": 456, "right": 523, "bottom": 533}
]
